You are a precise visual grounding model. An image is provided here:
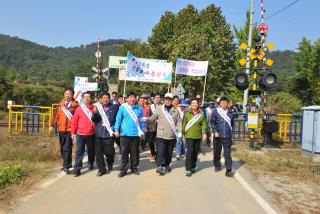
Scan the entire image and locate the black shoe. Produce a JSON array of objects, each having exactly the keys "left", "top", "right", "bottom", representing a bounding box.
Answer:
[
  {"left": 132, "top": 170, "right": 140, "bottom": 175},
  {"left": 74, "top": 170, "right": 81, "bottom": 177},
  {"left": 165, "top": 166, "right": 172, "bottom": 173},
  {"left": 156, "top": 167, "right": 166, "bottom": 176},
  {"left": 191, "top": 168, "right": 196, "bottom": 174},
  {"left": 108, "top": 164, "right": 113, "bottom": 171},
  {"left": 60, "top": 167, "right": 64, "bottom": 171},
  {"left": 63, "top": 168, "right": 70, "bottom": 175},
  {"left": 215, "top": 167, "right": 221, "bottom": 172},
  {"left": 225, "top": 170, "right": 234, "bottom": 177},
  {"left": 118, "top": 171, "right": 126, "bottom": 178},
  {"left": 97, "top": 171, "right": 106, "bottom": 177},
  {"left": 89, "top": 164, "right": 94, "bottom": 170},
  {"left": 186, "top": 171, "right": 192, "bottom": 177}
]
